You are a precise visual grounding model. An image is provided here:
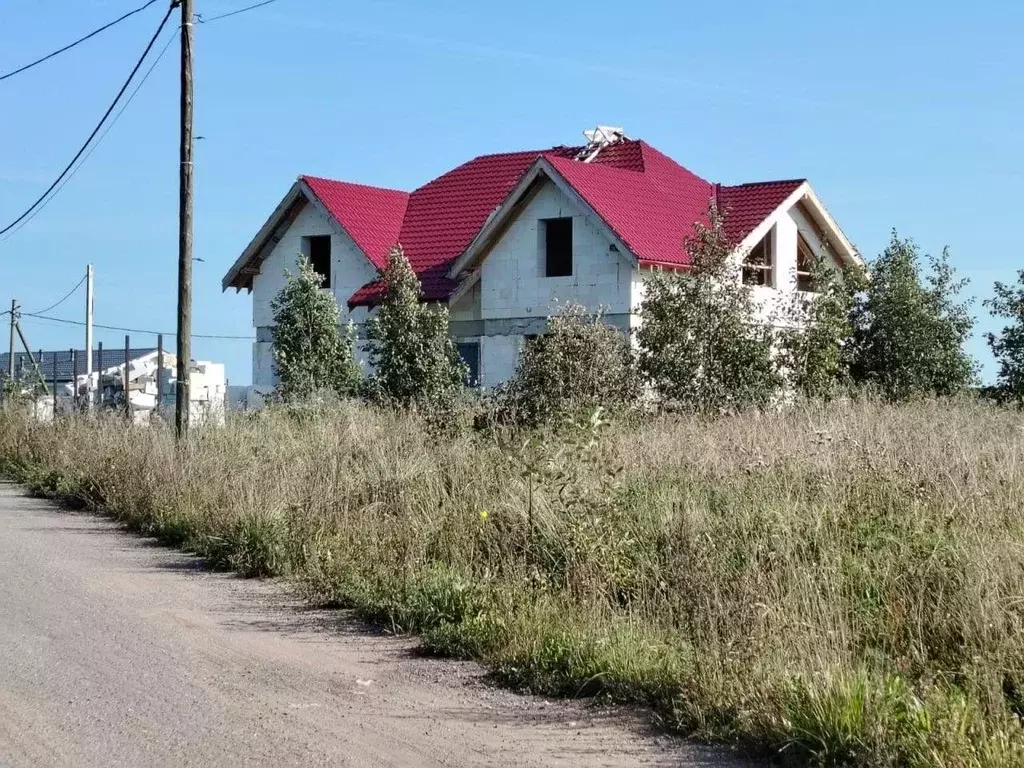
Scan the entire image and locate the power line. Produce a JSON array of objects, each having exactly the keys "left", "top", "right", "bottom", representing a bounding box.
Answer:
[
  {"left": 0, "top": 5, "right": 176, "bottom": 239},
  {"left": 0, "top": 28, "right": 180, "bottom": 243},
  {"left": 27, "top": 274, "right": 87, "bottom": 315},
  {"left": 0, "top": 1, "right": 159, "bottom": 82},
  {"left": 21, "top": 312, "right": 255, "bottom": 341},
  {"left": 196, "top": 0, "right": 283, "bottom": 24}
]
